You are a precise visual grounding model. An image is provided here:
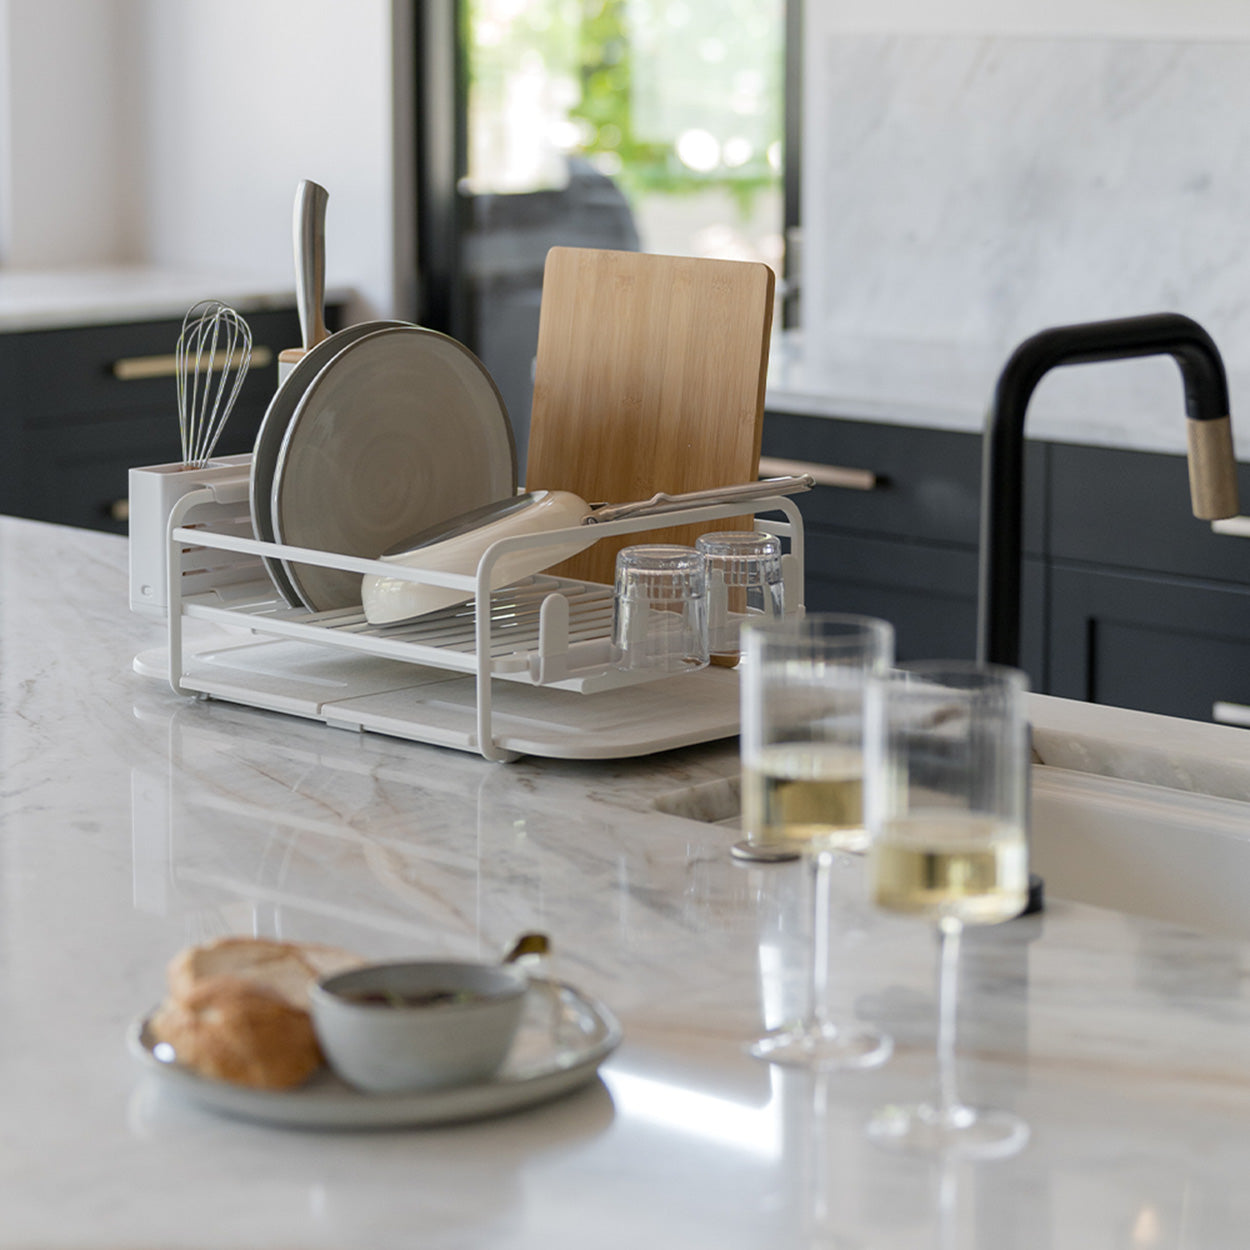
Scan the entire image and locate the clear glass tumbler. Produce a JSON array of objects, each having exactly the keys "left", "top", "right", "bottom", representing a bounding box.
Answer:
[
  {"left": 695, "top": 530, "right": 785, "bottom": 660},
  {"left": 612, "top": 544, "right": 709, "bottom": 673}
]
